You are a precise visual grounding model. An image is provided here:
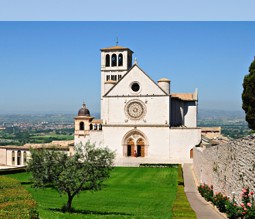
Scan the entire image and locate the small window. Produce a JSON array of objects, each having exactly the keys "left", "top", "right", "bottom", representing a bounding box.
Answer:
[
  {"left": 111, "top": 75, "right": 117, "bottom": 81},
  {"left": 94, "top": 124, "right": 97, "bottom": 130},
  {"left": 17, "top": 150, "right": 21, "bottom": 165},
  {"left": 106, "top": 54, "right": 110, "bottom": 67},
  {"left": 131, "top": 82, "right": 140, "bottom": 92},
  {"left": 190, "top": 148, "right": 193, "bottom": 159},
  {"left": 12, "top": 151, "right": 15, "bottom": 165},
  {"left": 79, "top": 122, "right": 84, "bottom": 130},
  {"left": 106, "top": 75, "right": 110, "bottom": 81},
  {"left": 99, "top": 124, "right": 102, "bottom": 130},
  {"left": 118, "top": 75, "right": 122, "bottom": 80},
  {"left": 23, "top": 151, "right": 27, "bottom": 164},
  {"left": 90, "top": 124, "right": 93, "bottom": 130},
  {"left": 118, "top": 54, "right": 123, "bottom": 66},
  {"left": 112, "top": 54, "right": 117, "bottom": 66}
]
